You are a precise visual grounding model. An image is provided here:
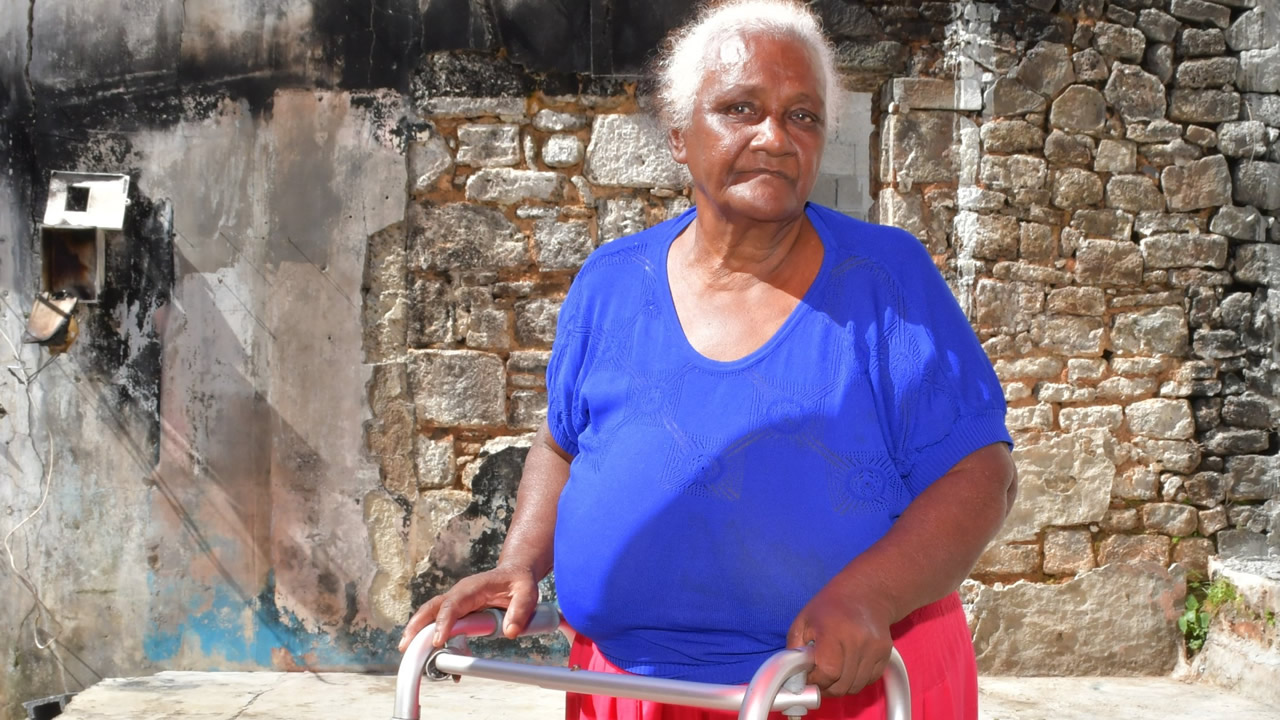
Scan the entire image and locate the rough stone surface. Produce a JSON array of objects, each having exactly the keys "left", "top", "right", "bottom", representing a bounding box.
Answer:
[
  {"left": 541, "top": 135, "right": 584, "bottom": 168},
  {"left": 1144, "top": 138, "right": 1206, "bottom": 167},
  {"left": 410, "top": 133, "right": 455, "bottom": 191},
  {"left": 1036, "top": 315, "right": 1106, "bottom": 355},
  {"left": 1050, "top": 85, "right": 1108, "bottom": 133},
  {"left": 965, "top": 563, "right": 1184, "bottom": 674},
  {"left": 1222, "top": 392, "right": 1275, "bottom": 428},
  {"left": 974, "top": 543, "right": 1040, "bottom": 575},
  {"left": 980, "top": 155, "right": 1048, "bottom": 191},
  {"left": 1008, "top": 404, "right": 1055, "bottom": 431},
  {"left": 975, "top": 280, "right": 1045, "bottom": 328},
  {"left": 1015, "top": 42, "right": 1077, "bottom": 97},
  {"left": 1053, "top": 168, "right": 1105, "bottom": 208},
  {"left": 1239, "top": 48, "right": 1280, "bottom": 93},
  {"left": 413, "top": 203, "right": 530, "bottom": 270},
  {"left": 1045, "top": 130, "right": 1096, "bottom": 166},
  {"left": 1218, "top": 121, "right": 1270, "bottom": 159},
  {"left": 955, "top": 212, "right": 1021, "bottom": 259},
  {"left": 1139, "top": 233, "right": 1228, "bottom": 269},
  {"left": 1127, "top": 398, "right": 1196, "bottom": 439},
  {"left": 1098, "top": 534, "right": 1173, "bottom": 565},
  {"left": 515, "top": 298, "right": 561, "bottom": 346},
  {"left": 1143, "top": 43, "right": 1175, "bottom": 84},
  {"left": 1060, "top": 405, "right": 1125, "bottom": 431},
  {"left": 585, "top": 114, "right": 689, "bottom": 189},
  {"left": 993, "top": 357, "right": 1065, "bottom": 380},
  {"left": 1171, "top": 0, "right": 1232, "bottom": 28},
  {"left": 1043, "top": 528, "right": 1097, "bottom": 575},
  {"left": 999, "top": 431, "right": 1116, "bottom": 542},
  {"left": 1074, "top": 48, "right": 1111, "bottom": 82},
  {"left": 597, "top": 196, "right": 649, "bottom": 243},
  {"left": 1227, "top": 5, "right": 1280, "bottom": 50},
  {"left": 981, "top": 120, "right": 1047, "bottom": 152},
  {"left": 1169, "top": 89, "right": 1242, "bottom": 123},
  {"left": 985, "top": 77, "right": 1048, "bottom": 116},
  {"left": 1095, "top": 139, "right": 1138, "bottom": 172},
  {"left": 1075, "top": 239, "right": 1144, "bottom": 285},
  {"left": 466, "top": 169, "right": 564, "bottom": 205},
  {"left": 1235, "top": 243, "right": 1280, "bottom": 285},
  {"left": 456, "top": 124, "right": 521, "bottom": 167},
  {"left": 1138, "top": 8, "right": 1181, "bottom": 42},
  {"left": 1107, "top": 174, "right": 1166, "bottom": 213},
  {"left": 1232, "top": 161, "right": 1280, "bottom": 210},
  {"left": 1180, "top": 28, "right": 1228, "bottom": 56},
  {"left": 533, "top": 109, "right": 587, "bottom": 132},
  {"left": 1112, "top": 306, "right": 1190, "bottom": 356},
  {"left": 1093, "top": 23, "right": 1148, "bottom": 62},
  {"left": 882, "top": 111, "right": 959, "bottom": 186},
  {"left": 416, "top": 436, "right": 456, "bottom": 490},
  {"left": 533, "top": 219, "right": 592, "bottom": 270},
  {"left": 1227, "top": 455, "right": 1280, "bottom": 500},
  {"left": 1142, "top": 503, "right": 1200, "bottom": 536},
  {"left": 1184, "top": 125, "right": 1217, "bottom": 147},
  {"left": 1175, "top": 56, "right": 1241, "bottom": 88},
  {"left": 1047, "top": 286, "right": 1108, "bottom": 315},
  {"left": 409, "top": 350, "right": 506, "bottom": 426},
  {"left": 1217, "top": 529, "right": 1273, "bottom": 558},
  {"left": 1072, "top": 208, "right": 1134, "bottom": 242},
  {"left": 1161, "top": 156, "right": 1233, "bottom": 212}
]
